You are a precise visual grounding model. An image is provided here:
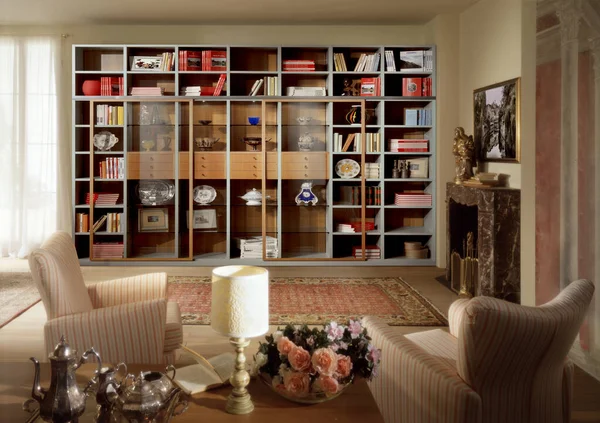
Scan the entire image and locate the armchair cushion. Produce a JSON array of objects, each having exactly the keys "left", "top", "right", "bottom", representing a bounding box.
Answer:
[
  {"left": 87, "top": 273, "right": 168, "bottom": 308},
  {"left": 405, "top": 328, "right": 458, "bottom": 370},
  {"left": 363, "top": 316, "right": 481, "bottom": 423},
  {"left": 44, "top": 299, "right": 168, "bottom": 364}
]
